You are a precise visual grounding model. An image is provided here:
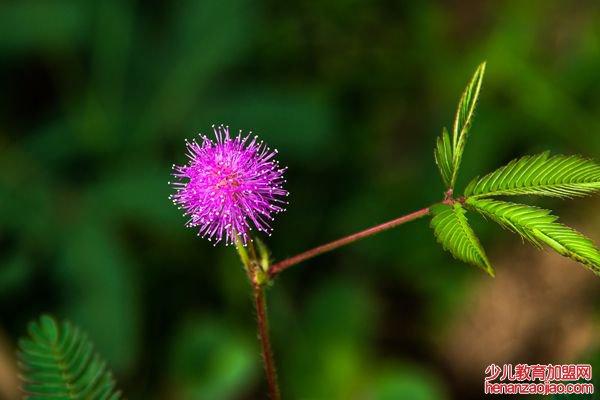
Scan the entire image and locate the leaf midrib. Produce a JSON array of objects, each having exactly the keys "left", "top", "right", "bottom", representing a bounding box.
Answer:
[
  {"left": 48, "top": 337, "right": 78, "bottom": 400},
  {"left": 456, "top": 214, "right": 486, "bottom": 264}
]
